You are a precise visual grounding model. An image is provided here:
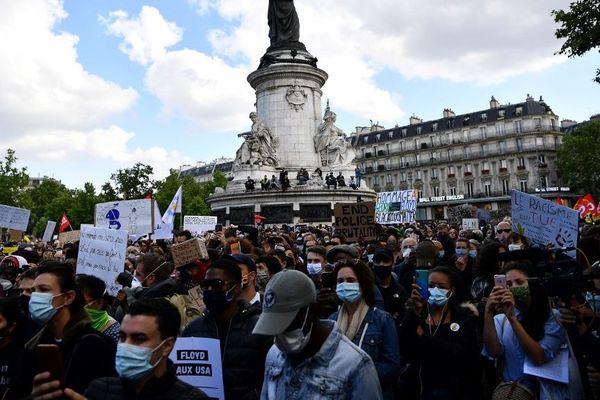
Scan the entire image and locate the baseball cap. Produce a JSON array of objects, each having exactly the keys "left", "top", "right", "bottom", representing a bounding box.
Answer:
[
  {"left": 223, "top": 254, "right": 256, "bottom": 272},
  {"left": 372, "top": 248, "right": 394, "bottom": 263},
  {"left": 0, "top": 256, "right": 27, "bottom": 269},
  {"left": 326, "top": 245, "right": 359, "bottom": 263},
  {"left": 415, "top": 241, "right": 437, "bottom": 267},
  {"left": 252, "top": 270, "right": 316, "bottom": 336}
]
